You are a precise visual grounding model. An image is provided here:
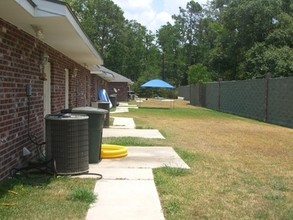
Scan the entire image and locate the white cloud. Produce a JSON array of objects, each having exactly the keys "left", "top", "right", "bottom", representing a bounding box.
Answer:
[
  {"left": 116, "top": 0, "right": 152, "bottom": 13},
  {"left": 162, "top": 0, "right": 190, "bottom": 15},
  {"left": 112, "top": 0, "right": 208, "bottom": 33},
  {"left": 149, "top": 11, "right": 172, "bottom": 32},
  {"left": 113, "top": 0, "right": 155, "bottom": 28}
]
